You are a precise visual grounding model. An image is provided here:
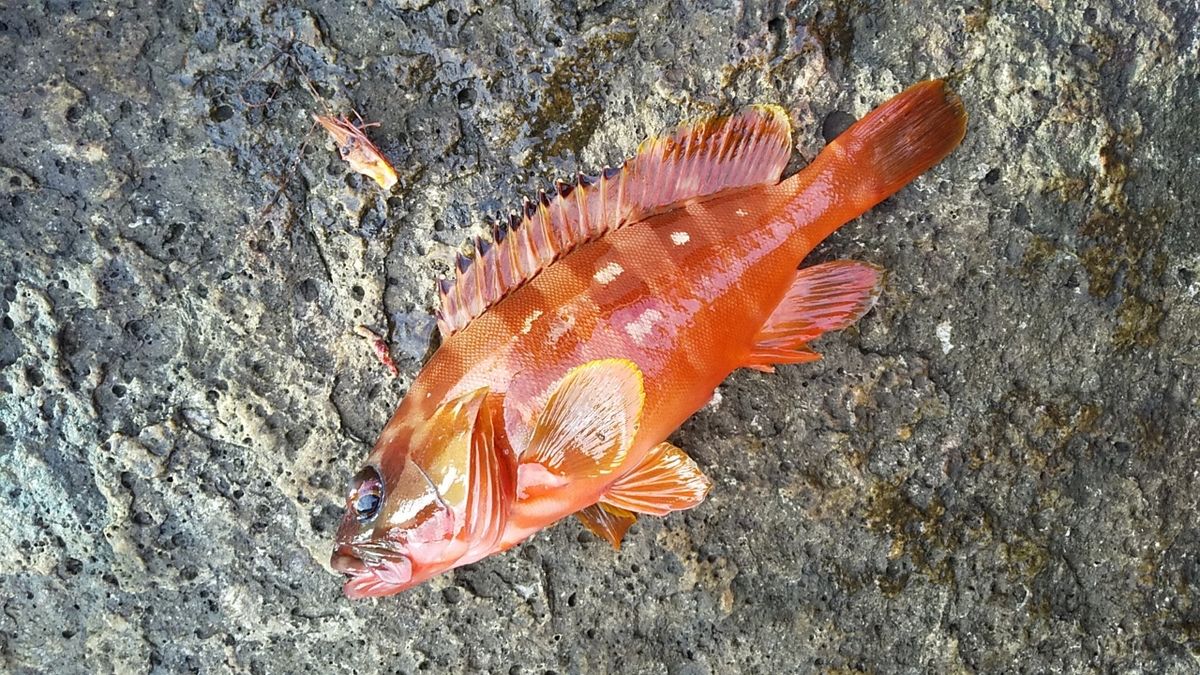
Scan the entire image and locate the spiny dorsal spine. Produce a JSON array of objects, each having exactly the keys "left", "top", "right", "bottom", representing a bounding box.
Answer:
[{"left": 435, "top": 104, "right": 795, "bottom": 339}]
